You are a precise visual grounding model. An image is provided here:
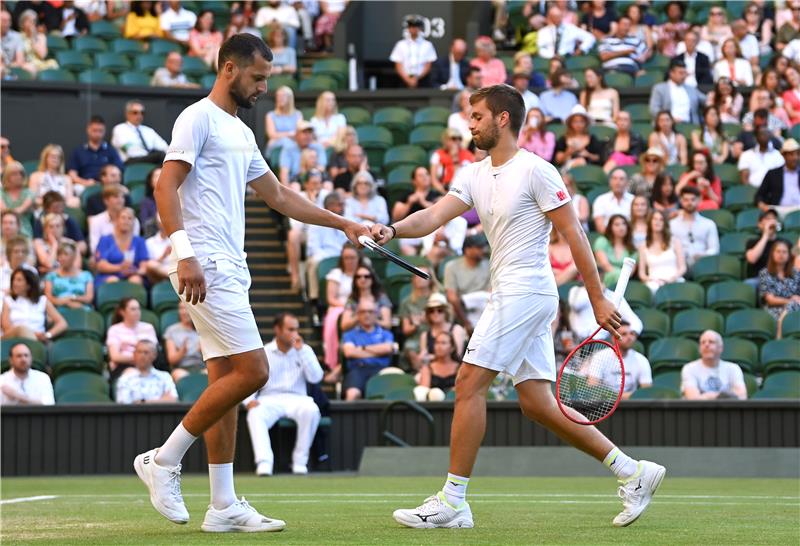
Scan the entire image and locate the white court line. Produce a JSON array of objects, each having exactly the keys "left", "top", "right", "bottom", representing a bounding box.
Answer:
[{"left": 0, "top": 495, "right": 58, "bottom": 505}]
